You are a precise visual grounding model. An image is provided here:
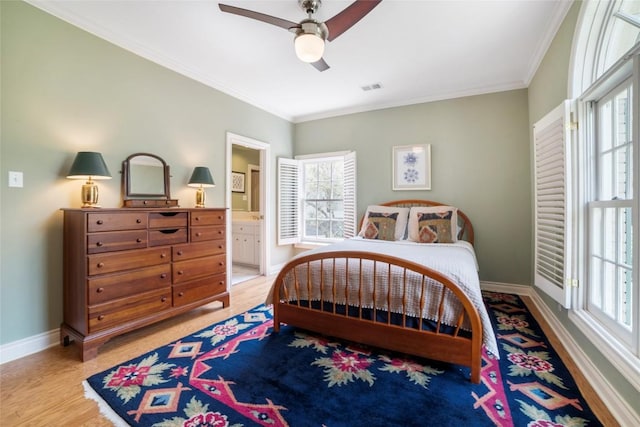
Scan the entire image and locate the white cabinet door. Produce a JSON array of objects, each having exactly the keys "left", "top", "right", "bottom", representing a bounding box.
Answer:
[{"left": 232, "top": 223, "right": 257, "bottom": 265}]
